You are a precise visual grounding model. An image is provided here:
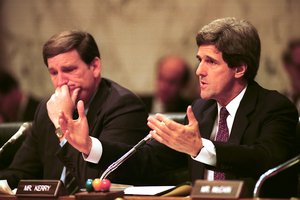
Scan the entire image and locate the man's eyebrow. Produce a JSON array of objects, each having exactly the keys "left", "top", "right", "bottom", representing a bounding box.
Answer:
[
  {"left": 196, "top": 54, "right": 214, "bottom": 60},
  {"left": 61, "top": 65, "right": 75, "bottom": 68},
  {"left": 48, "top": 67, "right": 56, "bottom": 71},
  {"left": 206, "top": 55, "right": 216, "bottom": 60},
  {"left": 61, "top": 65, "right": 77, "bottom": 70}
]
